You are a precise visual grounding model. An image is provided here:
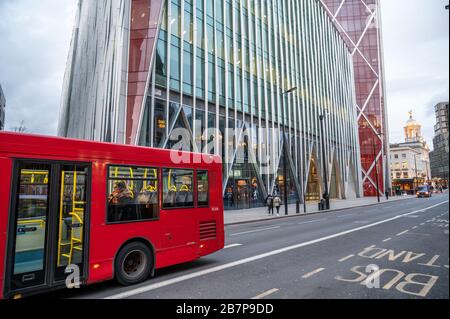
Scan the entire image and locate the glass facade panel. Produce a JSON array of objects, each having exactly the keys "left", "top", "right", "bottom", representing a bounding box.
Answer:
[
  {"left": 126, "top": 0, "right": 164, "bottom": 145},
  {"left": 153, "top": 99, "right": 167, "bottom": 147}
]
